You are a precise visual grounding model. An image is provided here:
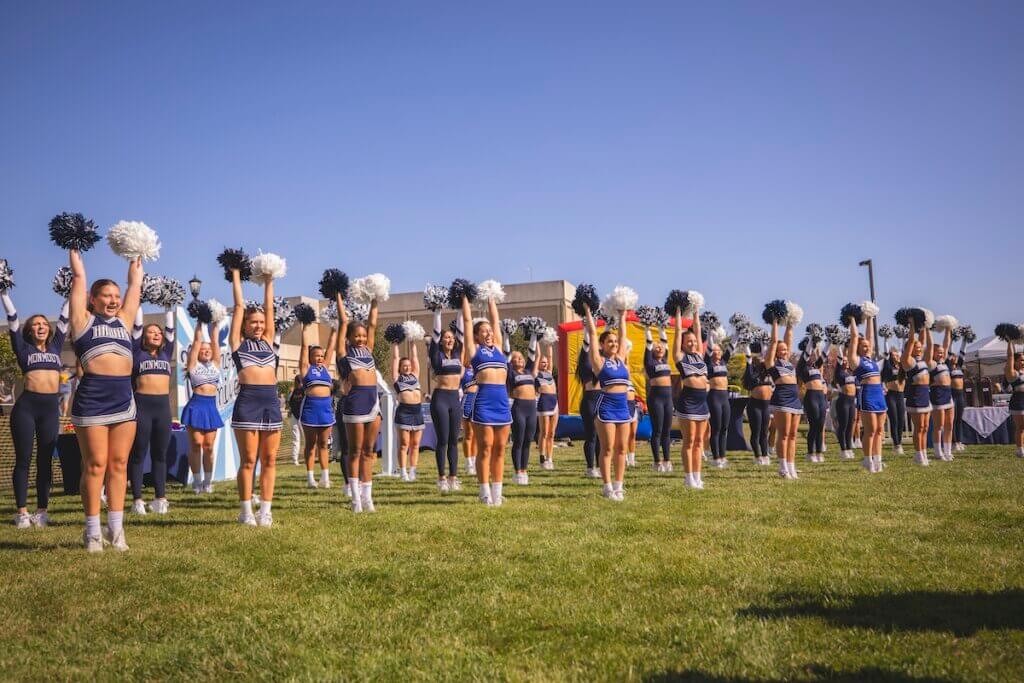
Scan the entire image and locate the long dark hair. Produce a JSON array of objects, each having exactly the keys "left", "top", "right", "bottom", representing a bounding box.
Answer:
[
  {"left": 141, "top": 323, "right": 164, "bottom": 353},
  {"left": 21, "top": 314, "right": 53, "bottom": 347}
]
